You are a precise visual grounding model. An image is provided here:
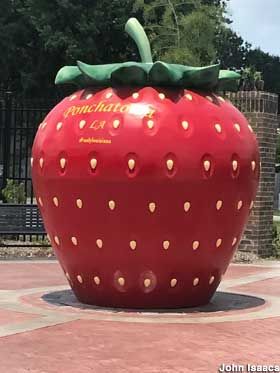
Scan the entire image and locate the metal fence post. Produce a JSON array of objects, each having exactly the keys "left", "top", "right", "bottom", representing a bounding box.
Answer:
[{"left": 2, "top": 89, "right": 13, "bottom": 192}]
